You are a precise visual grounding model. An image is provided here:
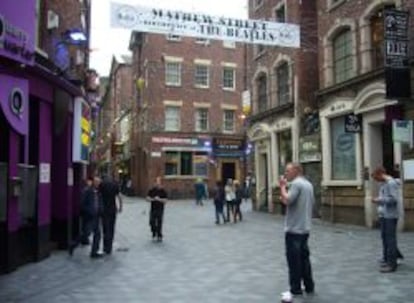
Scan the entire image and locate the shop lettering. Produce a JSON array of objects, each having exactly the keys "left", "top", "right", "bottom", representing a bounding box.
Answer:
[{"left": 1, "top": 39, "right": 34, "bottom": 61}]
